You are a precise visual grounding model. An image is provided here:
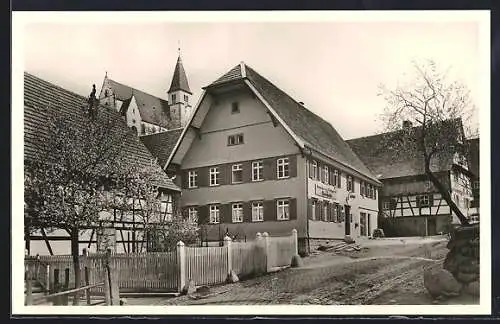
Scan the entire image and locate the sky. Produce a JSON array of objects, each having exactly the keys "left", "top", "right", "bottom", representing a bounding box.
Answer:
[{"left": 20, "top": 12, "right": 485, "bottom": 140}]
